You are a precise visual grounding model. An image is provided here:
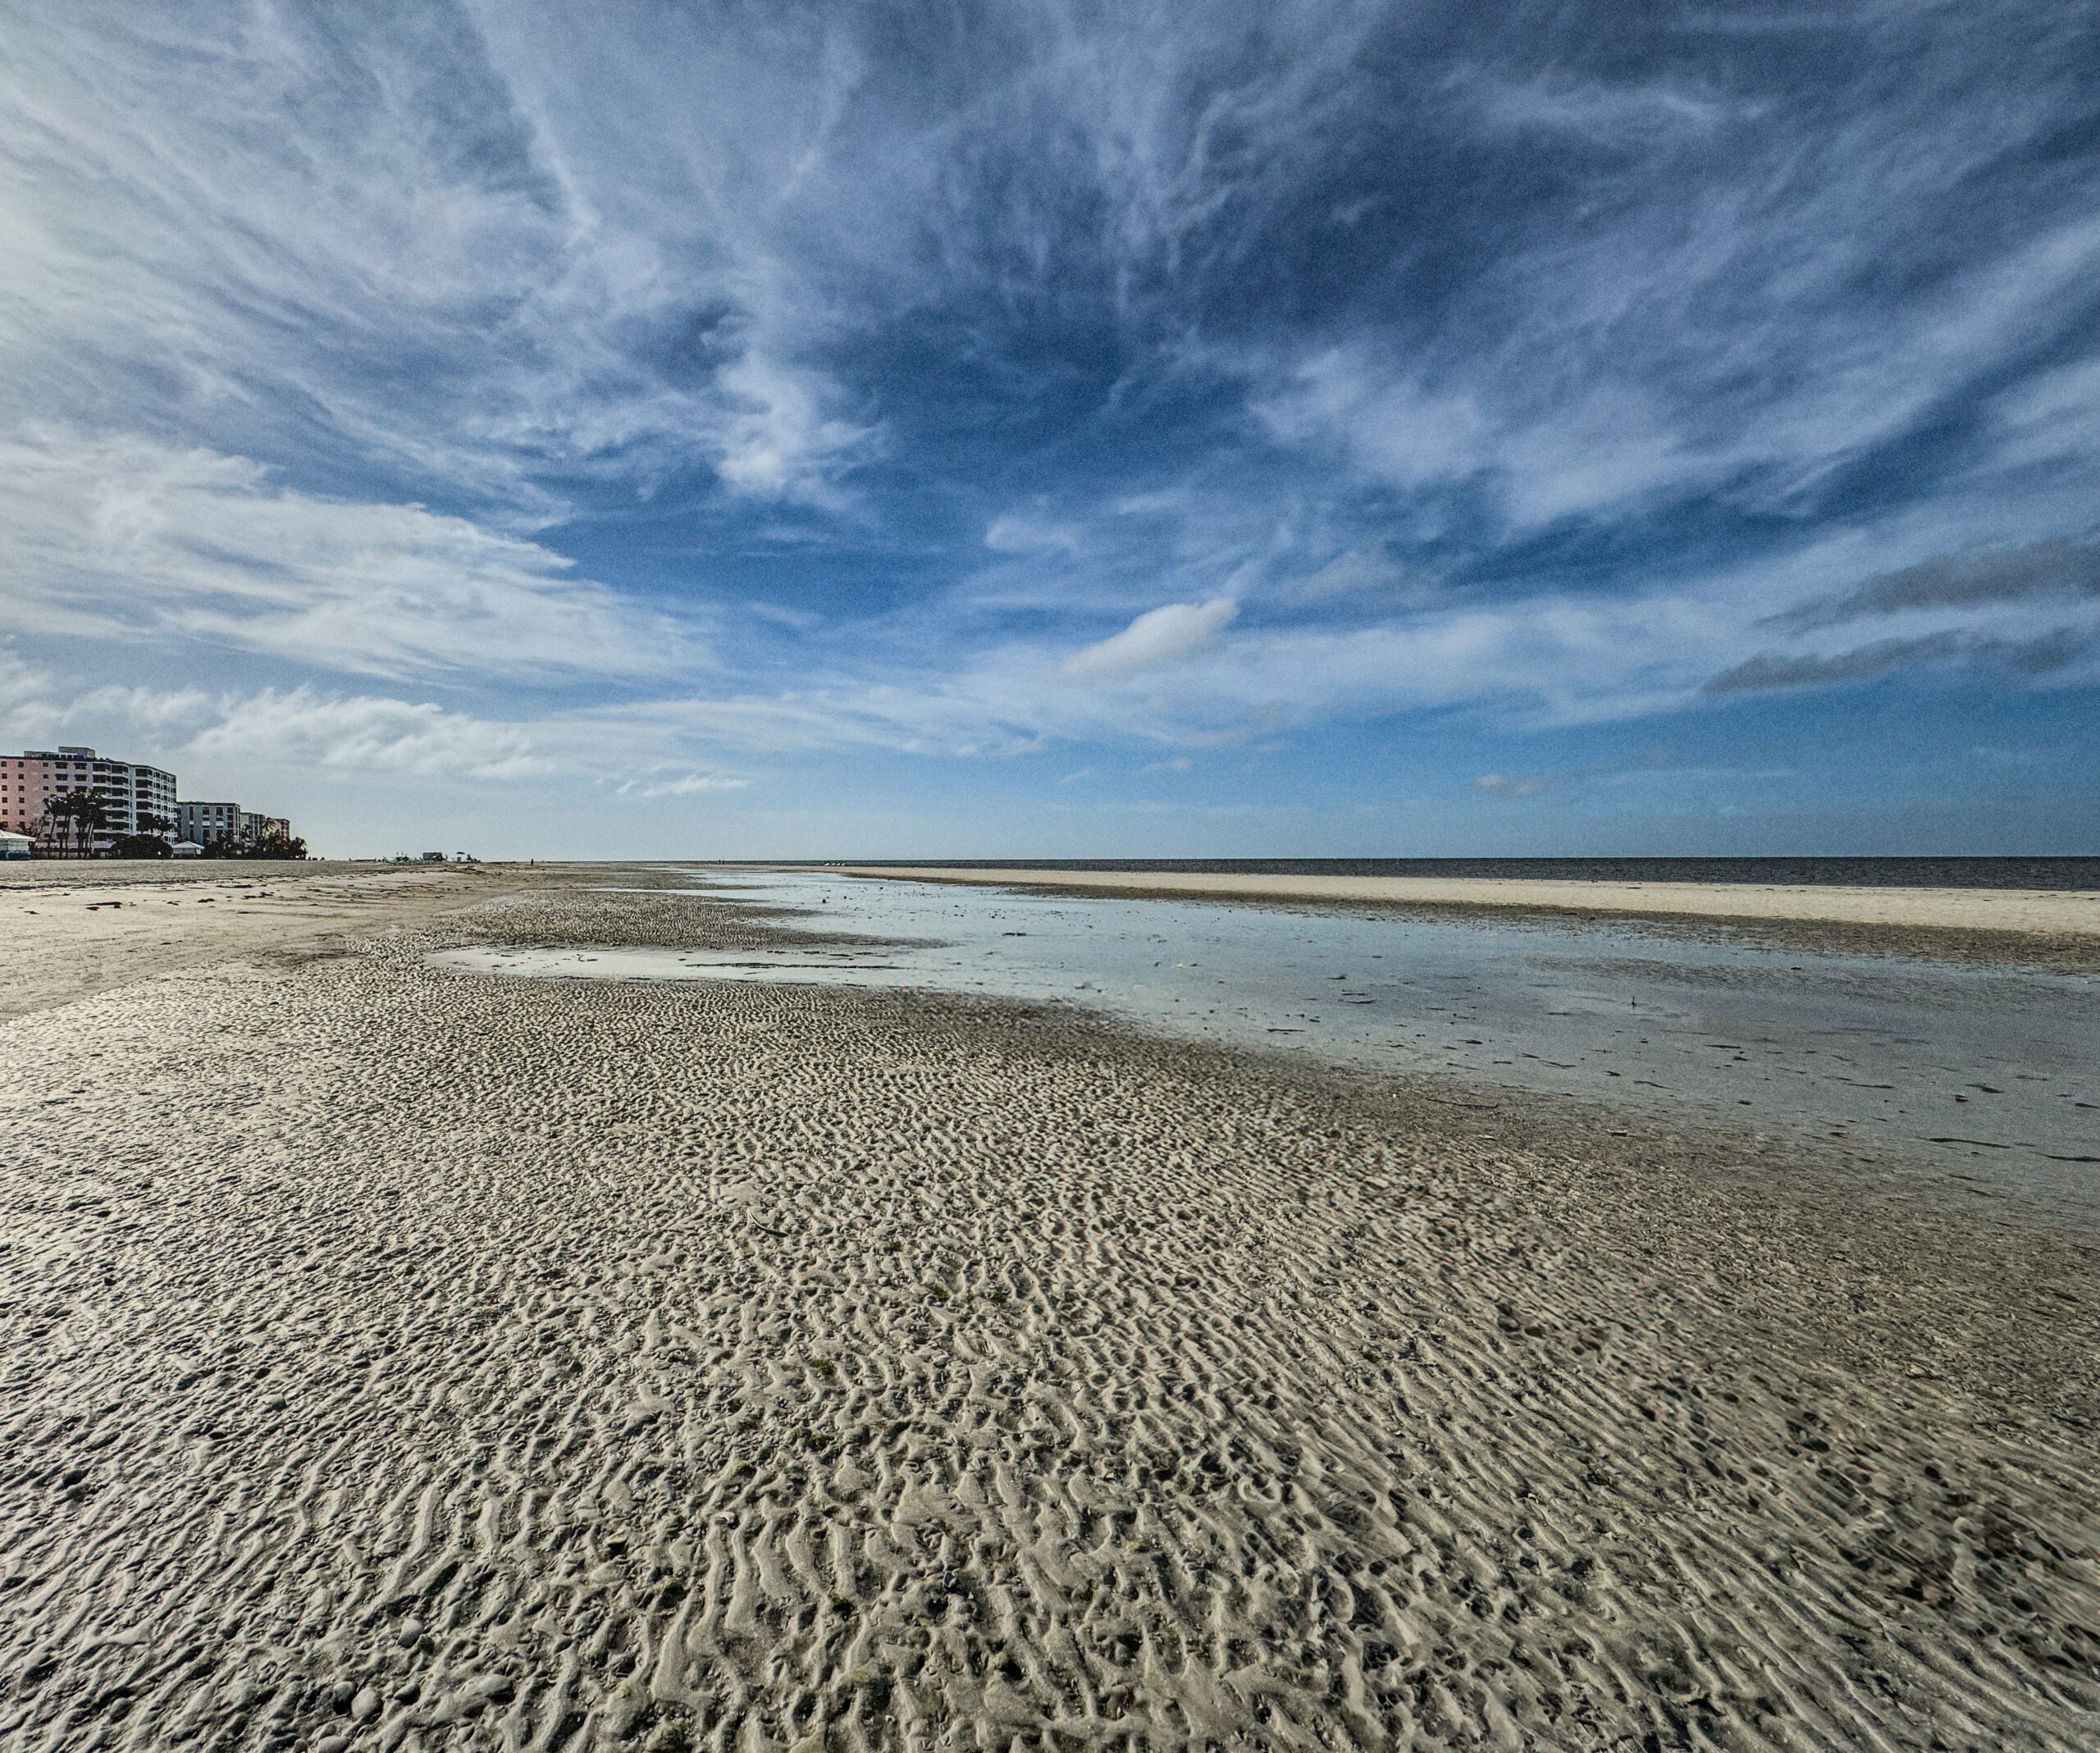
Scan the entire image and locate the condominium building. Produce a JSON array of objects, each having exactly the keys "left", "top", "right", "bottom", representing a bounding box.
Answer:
[
  {"left": 2, "top": 747, "right": 178, "bottom": 851},
  {"left": 178, "top": 803, "right": 297, "bottom": 851},
  {"left": 179, "top": 801, "right": 244, "bottom": 847}
]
